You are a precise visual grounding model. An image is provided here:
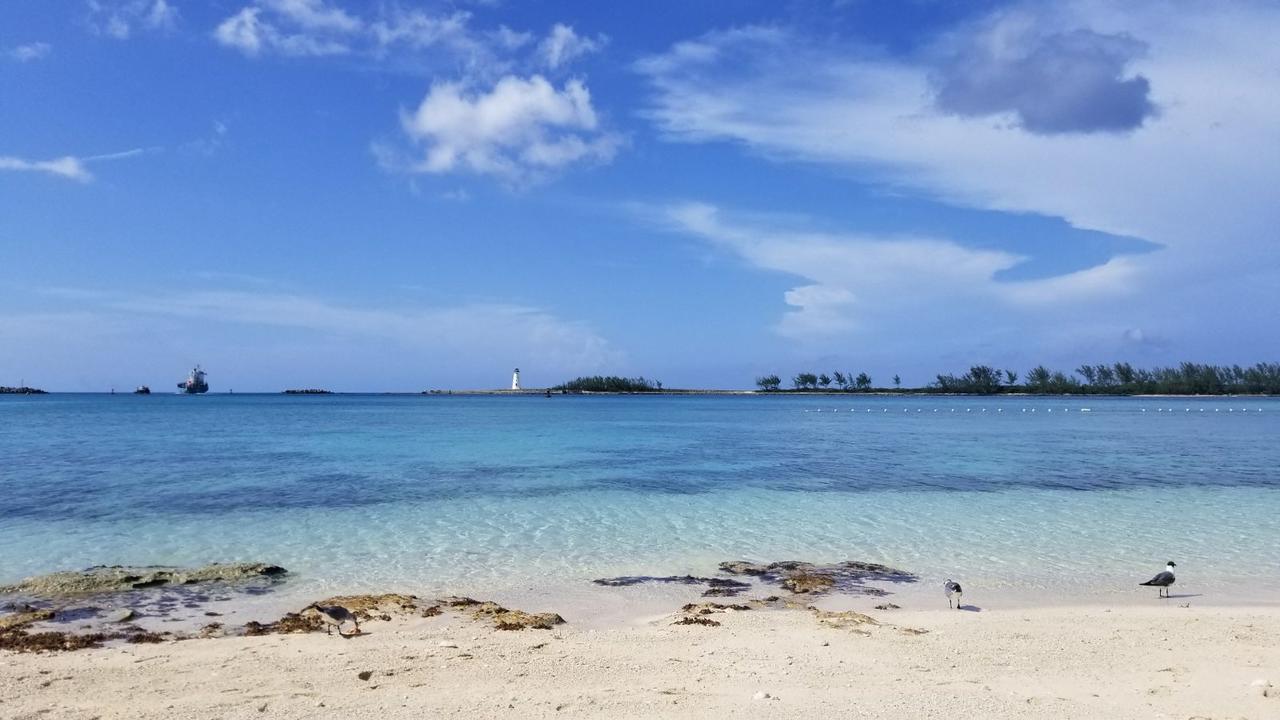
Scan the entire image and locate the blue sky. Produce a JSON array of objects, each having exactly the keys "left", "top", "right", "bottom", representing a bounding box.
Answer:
[{"left": 2, "top": 0, "right": 1277, "bottom": 391}]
